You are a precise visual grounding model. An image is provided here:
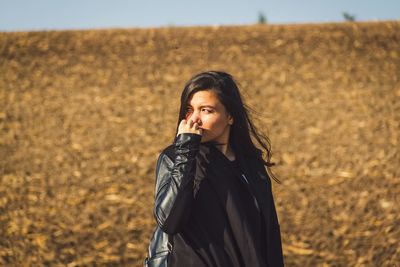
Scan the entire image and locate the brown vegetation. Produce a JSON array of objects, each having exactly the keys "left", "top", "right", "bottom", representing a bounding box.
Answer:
[{"left": 1, "top": 20, "right": 399, "bottom": 266}]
